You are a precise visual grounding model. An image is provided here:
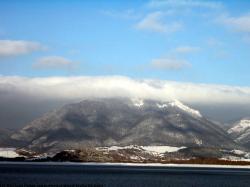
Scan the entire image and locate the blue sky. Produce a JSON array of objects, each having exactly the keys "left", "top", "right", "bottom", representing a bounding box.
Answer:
[{"left": 0, "top": 0, "right": 250, "bottom": 86}]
